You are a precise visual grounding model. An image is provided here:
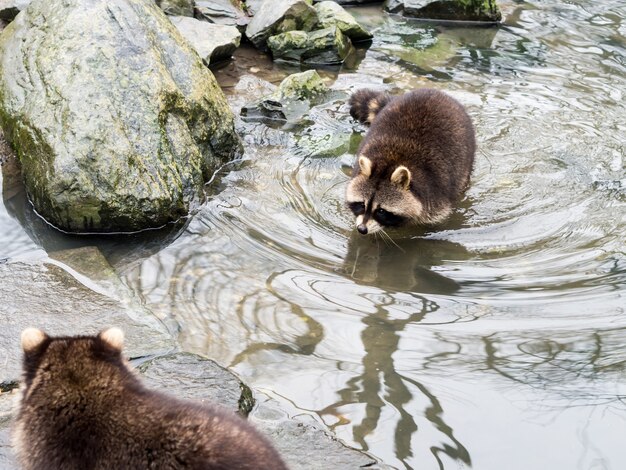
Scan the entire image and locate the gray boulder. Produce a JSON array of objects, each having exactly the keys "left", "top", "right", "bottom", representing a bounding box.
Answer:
[
  {"left": 156, "top": 0, "right": 195, "bottom": 17},
  {"left": 385, "top": 0, "right": 502, "bottom": 22},
  {"left": 170, "top": 16, "right": 241, "bottom": 64},
  {"left": 314, "top": 1, "right": 372, "bottom": 42},
  {"left": 0, "top": 0, "right": 241, "bottom": 233},
  {"left": 0, "top": 0, "right": 30, "bottom": 21},
  {"left": 268, "top": 26, "right": 354, "bottom": 65},
  {"left": 245, "top": 0, "right": 318, "bottom": 50},
  {"left": 195, "top": 0, "right": 249, "bottom": 29}
]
